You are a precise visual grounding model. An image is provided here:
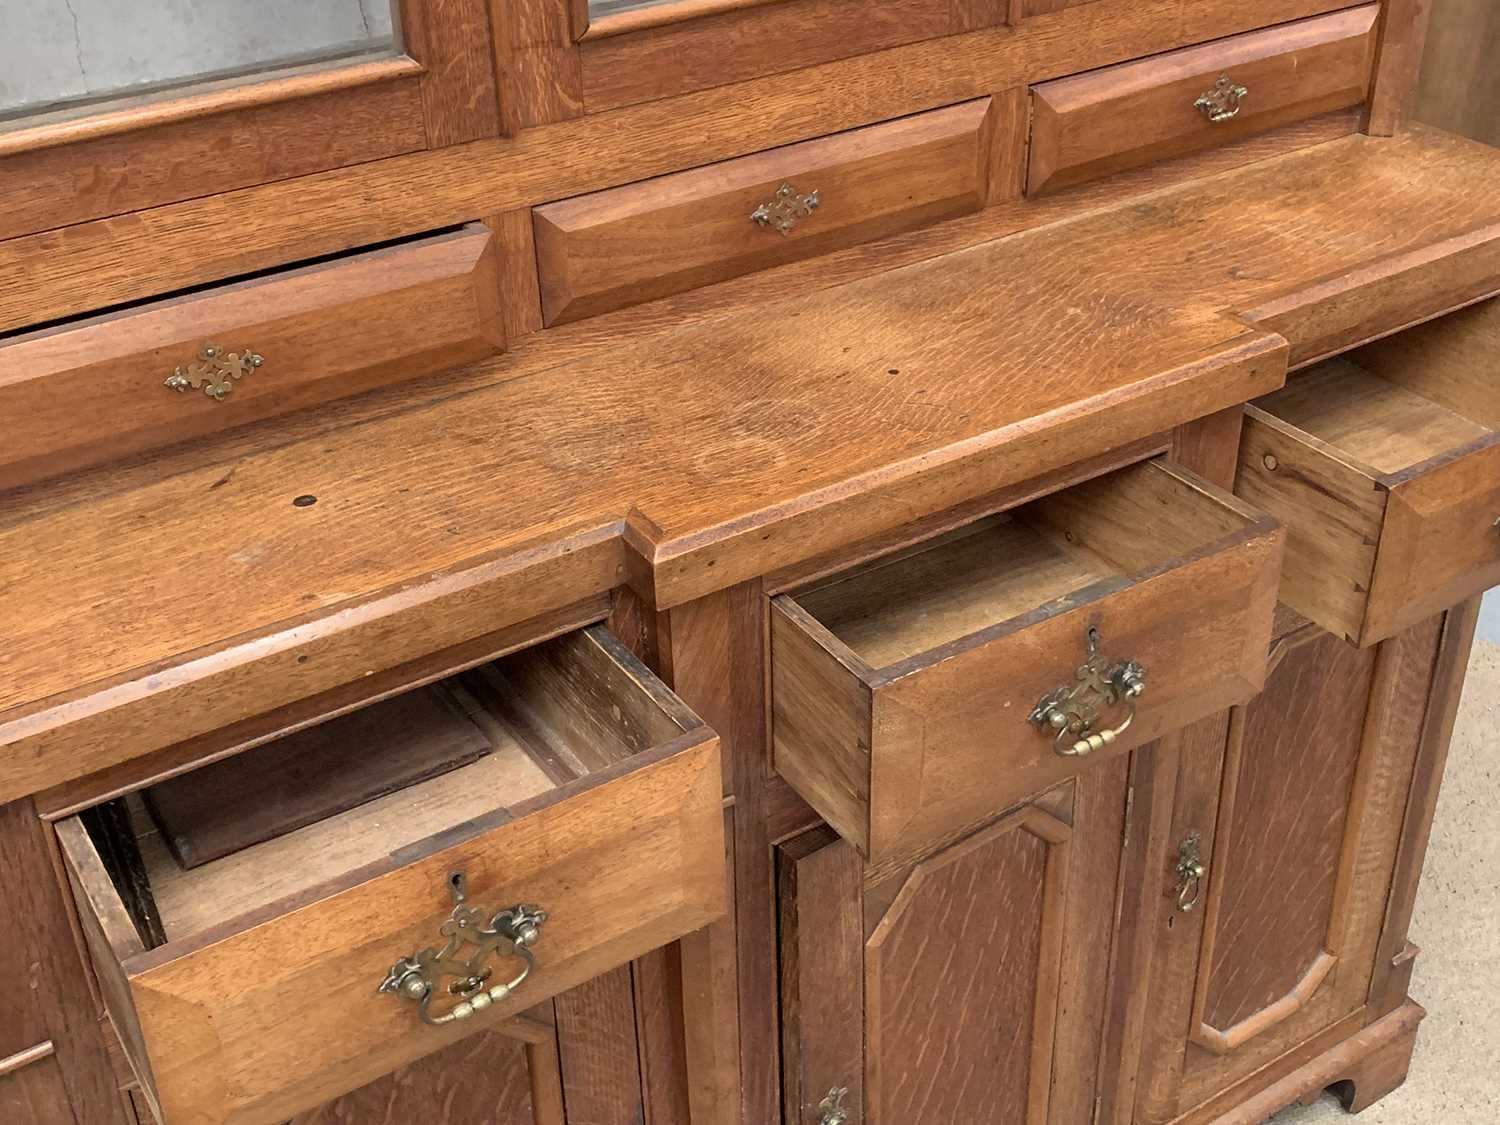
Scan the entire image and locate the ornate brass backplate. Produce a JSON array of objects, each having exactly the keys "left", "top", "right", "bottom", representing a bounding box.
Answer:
[
  {"left": 1175, "top": 831, "right": 1207, "bottom": 912},
  {"left": 164, "top": 342, "right": 263, "bottom": 401},
  {"left": 380, "top": 872, "right": 547, "bottom": 1026},
  {"left": 1194, "top": 74, "right": 1249, "bottom": 123},
  {"left": 819, "top": 1086, "right": 849, "bottom": 1125},
  {"left": 1029, "top": 626, "right": 1147, "bottom": 757},
  {"left": 750, "top": 182, "right": 821, "bottom": 235}
]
